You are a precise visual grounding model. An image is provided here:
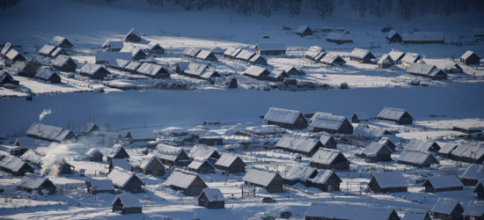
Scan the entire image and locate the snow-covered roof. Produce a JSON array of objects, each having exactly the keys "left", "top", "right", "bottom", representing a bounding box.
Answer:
[
  {"left": 184, "top": 63, "right": 208, "bottom": 76},
  {"left": 108, "top": 168, "right": 138, "bottom": 188},
  {"left": 20, "top": 149, "right": 45, "bottom": 165},
  {"left": 188, "top": 158, "right": 214, "bottom": 170},
  {"left": 463, "top": 201, "right": 484, "bottom": 217},
  {"left": 256, "top": 43, "right": 286, "bottom": 51},
  {"left": 402, "top": 212, "right": 428, "bottom": 220},
  {"left": 401, "top": 53, "right": 420, "bottom": 64},
  {"left": 236, "top": 50, "right": 255, "bottom": 60},
  {"left": 89, "top": 178, "right": 114, "bottom": 191},
  {"left": 200, "top": 188, "right": 225, "bottom": 202},
  {"left": 111, "top": 159, "right": 131, "bottom": 171},
  {"left": 306, "top": 46, "right": 324, "bottom": 59},
  {"left": 95, "top": 52, "right": 132, "bottom": 62},
  {"left": 210, "top": 47, "right": 225, "bottom": 54},
  {"left": 372, "top": 172, "right": 408, "bottom": 188},
  {"left": 52, "top": 55, "right": 74, "bottom": 67},
  {"left": 431, "top": 197, "right": 460, "bottom": 214},
  {"left": 460, "top": 50, "right": 477, "bottom": 60},
  {"left": 377, "top": 54, "right": 393, "bottom": 65},
  {"left": 80, "top": 63, "right": 106, "bottom": 75},
  {"left": 26, "top": 122, "right": 75, "bottom": 142},
  {"left": 107, "top": 58, "right": 130, "bottom": 69},
  {"left": 35, "top": 66, "right": 60, "bottom": 80},
  {"left": 386, "top": 29, "right": 399, "bottom": 38},
  {"left": 242, "top": 169, "right": 277, "bottom": 187},
  {"left": 310, "top": 148, "right": 342, "bottom": 165},
  {"left": 353, "top": 111, "right": 369, "bottom": 121},
  {"left": 136, "top": 63, "right": 166, "bottom": 76},
  {"left": 319, "top": 53, "right": 343, "bottom": 64},
  {"left": 326, "top": 32, "right": 353, "bottom": 41},
  {"left": 50, "top": 36, "right": 70, "bottom": 47},
  {"left": 309, "top": 170, "right": 339, "bottom": 184},
  {"left": 249, "top": 54, "right": 266, "bottom": 63},
  {"left": 18, "top": 176, "right": 49, "bottom": 189},
  {"left": 139, "top": 155, "right": 163, "bottom": 170},
  {"left": 438, "top": 142, "right": 458, "bottom": 154},
  {"left": 80, "top": 122, "right": 98, "bottom": 134},
  {"left": 106, "top": 40, "right": 124, "bottom": 50},
  {"left": 268, "top": 69, "right": 286, "bottom": 78},
  {"left": 1, "top": 42, "right": 12, "bottom": 56},
  {"left": 309, "top": 112, "right": 348, "bottom": 130},
  {"left": 397, "top": 150, "right": 437, "bottom": 164},
  {"left": 423, "top": 175, "right": 463, "bottom": 189},
  {"left": 184, "top": 47, "right": 201, "bottom": 57},
  {"left": 85, "top": 148, "right": 102, "bottom": 156},
  {"left": 164, "top": 169, "right": 199, "bottom": 189},
  {"left": 243, "top": 65, "right": 269, "bottom": 77},
  {"left": 280, "top": 165, "right": 317, "bottom": 182},
  {"left": 6, "top": 49, "right": 21, "bottom": 60},
  {"left": 108, "top": 145, "right": 125, "bottom": 157},
  {"left": 451, "top": 144, "right": 484, "bottom": 159},
  {"left": 404, "top": 32, "right": 444, "bottom": 42},
  {"left": 215, "top": 154, "right": 240, "bottom": 167},
  {"left": 264, "top": 107, "right": 302, "bottom": 124},
  {"left": 196, "top": 50, "right": 215, "bottom": 60},
  {"left": 350, "top": 48, "right": 373, "bottom": 59},
  {"left": 155, "top": 144, "right": 184, "bottom": 161},
  {"left": 407, "top": 63, "right": 437, "bottom": 75},
  {"left": 0, "top": 155, "right": 29, "bottom": 172},
  {"left": 319, "top": 133, "right": 333, "bottom": 145},
  {"left": 112, "top": 194, "right": 141, "bottom": 208},
  {"left": 295, "top": 25, "right": 310, "bottom": 34},
  {"left": 39, "top": 44, "right": 57, "bottom": 55},
  {"left": 276, "top": 135, "right": 320, "bottom": 153},
  {"left": 189, "top": 145, "right": 218, "bottom": 160},
  {"left": 377, "top": 107, "right": 408, "bottom": 121},
  {"left": 223, "top": 48, "right": 236, "bottom": 56},
  {"left": 305, "top": 203, "right": 396, "bottom": 220},
  {"left": 125, "top": 61, "right": 142, "bottom": 71},
  {"left": 363, "top": 142, "right": 391, "bottom": 156},
  {"left": 461, "top": 164, "right": 484, "bottom": 180},
  {"left": 405, "top": 139, "right": 438, "bottom": 152},
  {"left": 389, "top": 50, "right": 405, "bottom": 61}
]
